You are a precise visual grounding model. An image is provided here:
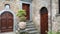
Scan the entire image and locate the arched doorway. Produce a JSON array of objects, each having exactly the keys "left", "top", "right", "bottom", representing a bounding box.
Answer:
[
  {"left": 0, "top": 11, "right": 13, "bottom": 32},
  {"left": 40, "top": 7, "right": 48, "bottom": 34}
]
